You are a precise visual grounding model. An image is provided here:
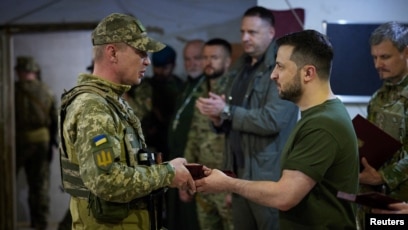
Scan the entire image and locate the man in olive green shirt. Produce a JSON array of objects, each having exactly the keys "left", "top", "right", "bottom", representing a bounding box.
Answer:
[{"left": 196, "top": 30, "right": 359, "bottom": 230}]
